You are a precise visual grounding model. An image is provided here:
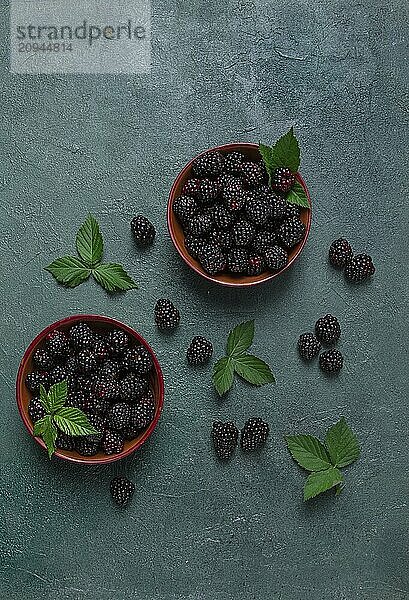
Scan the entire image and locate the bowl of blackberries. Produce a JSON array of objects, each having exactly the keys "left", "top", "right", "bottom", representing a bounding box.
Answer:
[
  {"left": 16, "top": 315, "right": 164, "bottom": 464},
  {"left": 167, "top": 143, "right": 312, "bottom": 286}
]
